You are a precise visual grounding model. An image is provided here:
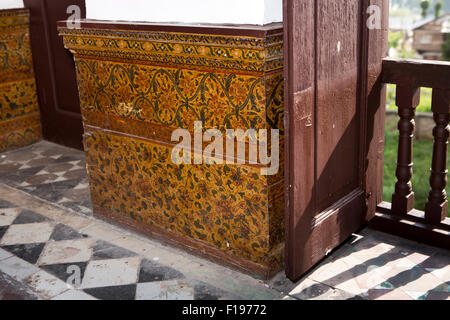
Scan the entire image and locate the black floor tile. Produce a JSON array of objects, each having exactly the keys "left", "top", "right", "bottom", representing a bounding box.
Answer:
[
  {"left": 138, "top": 258, "right": 185, "bottom": 283},
  {"left": 50, "top": 223, "right": 89, "bottom": 241},
  {"left": 12, "top": 210, "right": 52, "bottom": 225},
  {"left": 41, "top": 262, "right": 88, "bottom": 285},
  {"left": 18, "top": 179, "right": 82, "bottom": 203},
  {"left": 0, "top": 166, "right": 45, "bottom": 184},
  {"left": 0, "top": 226, "right": 9, "bottom": 242},
  {"left": 1, "top": 243, "right": 46, "bottom": 264},
  {"left": 0, "top": 199, "right": 16, "bottom": 209},
  {"left": 193, "top": 281, "right": 232, "bottom": 300},
  {"left": 83, "top": 284, "right": 137, "bottom": 300},
  {"left": 92, "top": 240, "right": 137, "bottom": 261}
]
